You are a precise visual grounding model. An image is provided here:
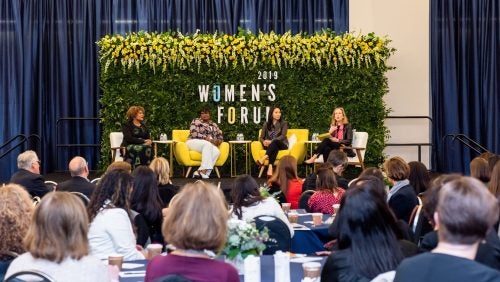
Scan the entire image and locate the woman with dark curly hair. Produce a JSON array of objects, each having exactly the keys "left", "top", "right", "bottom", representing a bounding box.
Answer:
[
  {"left": 122, "top": 105, "right": 153, "bottom": 168},
  {"left": 87, "top": 169, "right": 146, "bottom": 260},
  {"left": 0, "top": 184, "right": 34, "bottom": 280}
]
